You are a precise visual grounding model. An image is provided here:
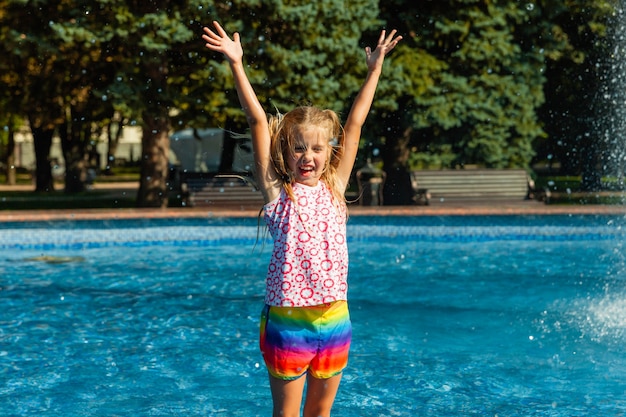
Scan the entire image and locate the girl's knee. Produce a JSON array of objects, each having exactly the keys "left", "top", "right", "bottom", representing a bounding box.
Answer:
[
  {"left": 303, "top": 373, "right": 342, "bottom": 417},
  {"left": 303, "top": 404, "right": 332, "bottom": 417}
]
